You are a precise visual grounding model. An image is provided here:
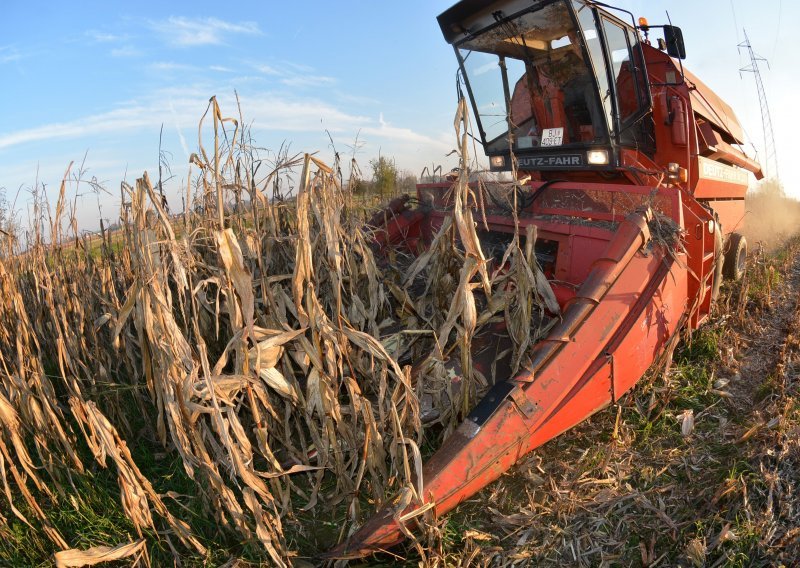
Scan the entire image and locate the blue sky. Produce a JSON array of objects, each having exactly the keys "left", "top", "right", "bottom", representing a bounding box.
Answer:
[{"left": 0, "top": 1, "right": 794, "bottom": 231}]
